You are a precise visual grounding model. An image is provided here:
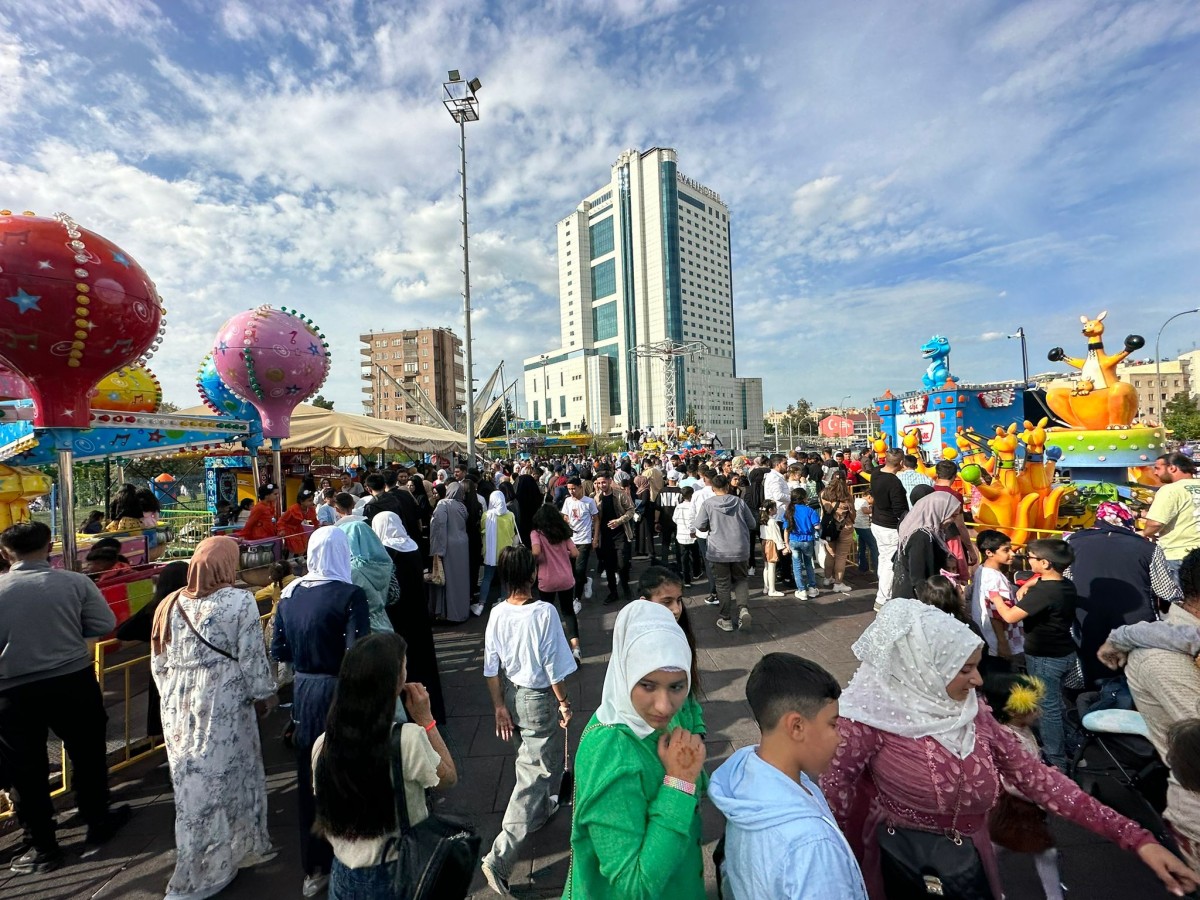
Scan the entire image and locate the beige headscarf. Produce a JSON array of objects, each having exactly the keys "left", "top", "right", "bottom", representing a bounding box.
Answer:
[{"left": 151, "top": 536, "right": 240, "bottom": 656}]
